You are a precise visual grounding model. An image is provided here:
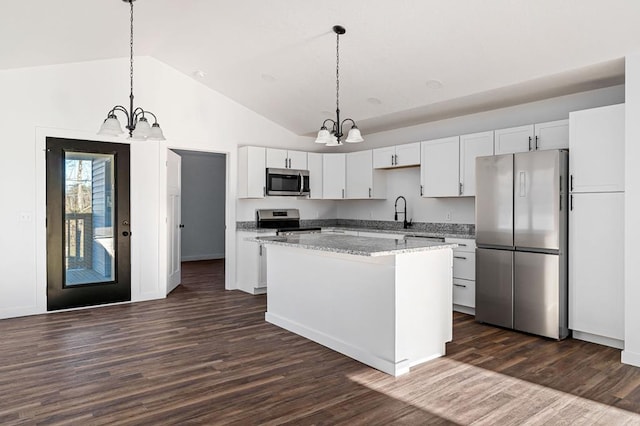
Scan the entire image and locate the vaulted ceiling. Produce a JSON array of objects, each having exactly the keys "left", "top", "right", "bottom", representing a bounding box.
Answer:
[{"left": 1, "top": 0, "right": 635, "bottom": 136}]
